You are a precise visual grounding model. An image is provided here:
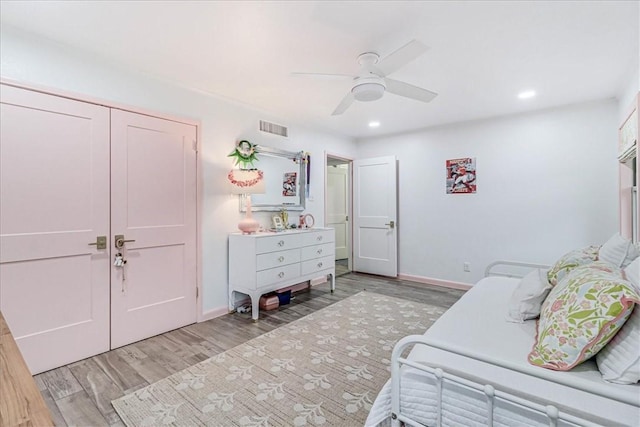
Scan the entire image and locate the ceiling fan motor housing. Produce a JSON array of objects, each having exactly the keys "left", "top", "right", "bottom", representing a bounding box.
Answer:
[
  {"left": 351, "top": 76, "right": 386, "bottom": 102},
  {"left": 321, "top": 40, "right": 435, "bottom": 114}
]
